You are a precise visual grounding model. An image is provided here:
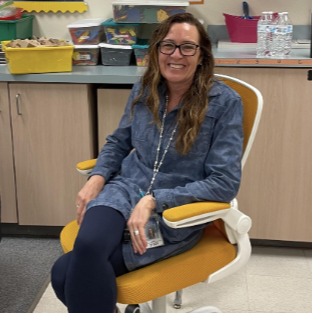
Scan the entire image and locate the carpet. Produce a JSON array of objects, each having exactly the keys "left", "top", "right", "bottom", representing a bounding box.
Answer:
[{"left": 0, "top": 236, "right": 63, "bottom": 313}]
